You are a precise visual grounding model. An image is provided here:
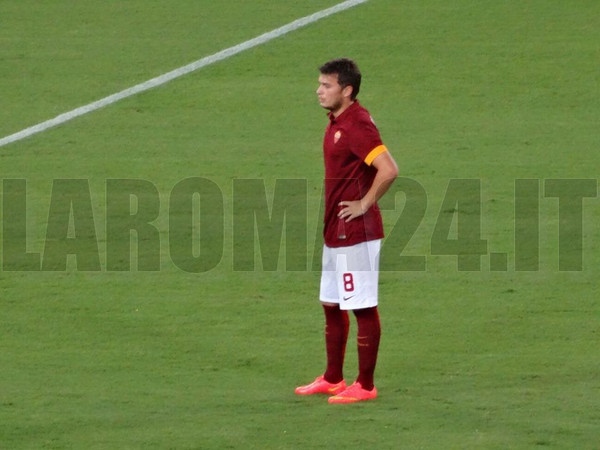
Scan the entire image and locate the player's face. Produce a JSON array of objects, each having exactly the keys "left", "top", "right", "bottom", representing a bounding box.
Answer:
[{"left": 317, "top": 73, "right": 350, "bottom": 114}]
